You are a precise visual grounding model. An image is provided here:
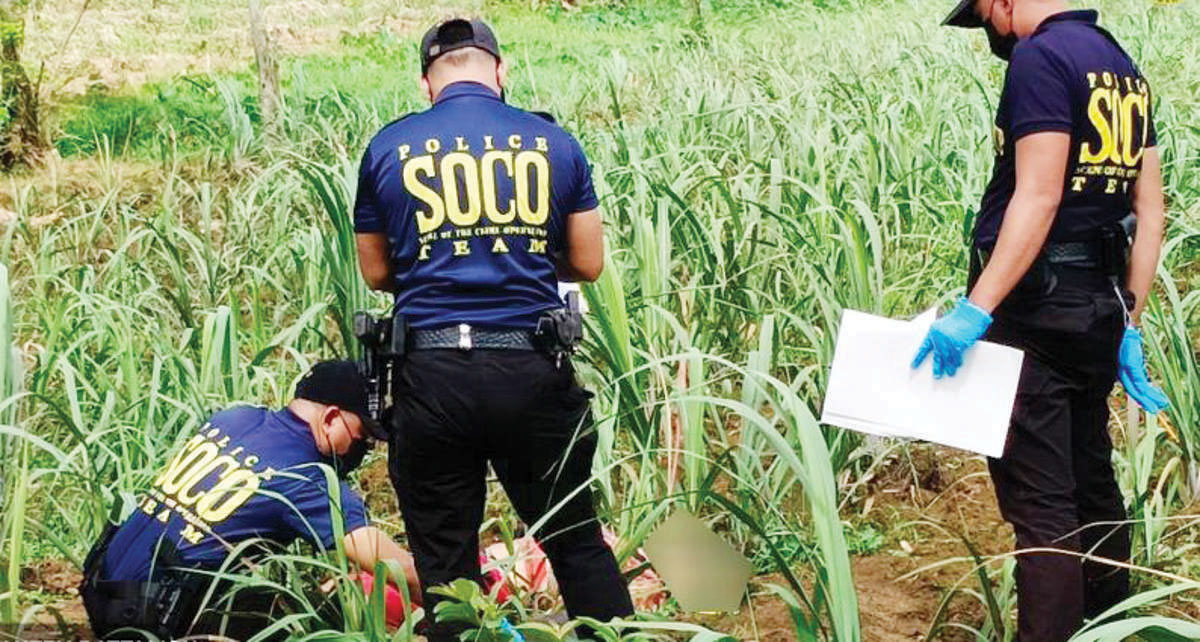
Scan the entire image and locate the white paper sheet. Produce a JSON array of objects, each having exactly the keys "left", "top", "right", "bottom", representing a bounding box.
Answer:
[{"left": 820, "top": 308, "right": 1025, "bottom": 458}]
